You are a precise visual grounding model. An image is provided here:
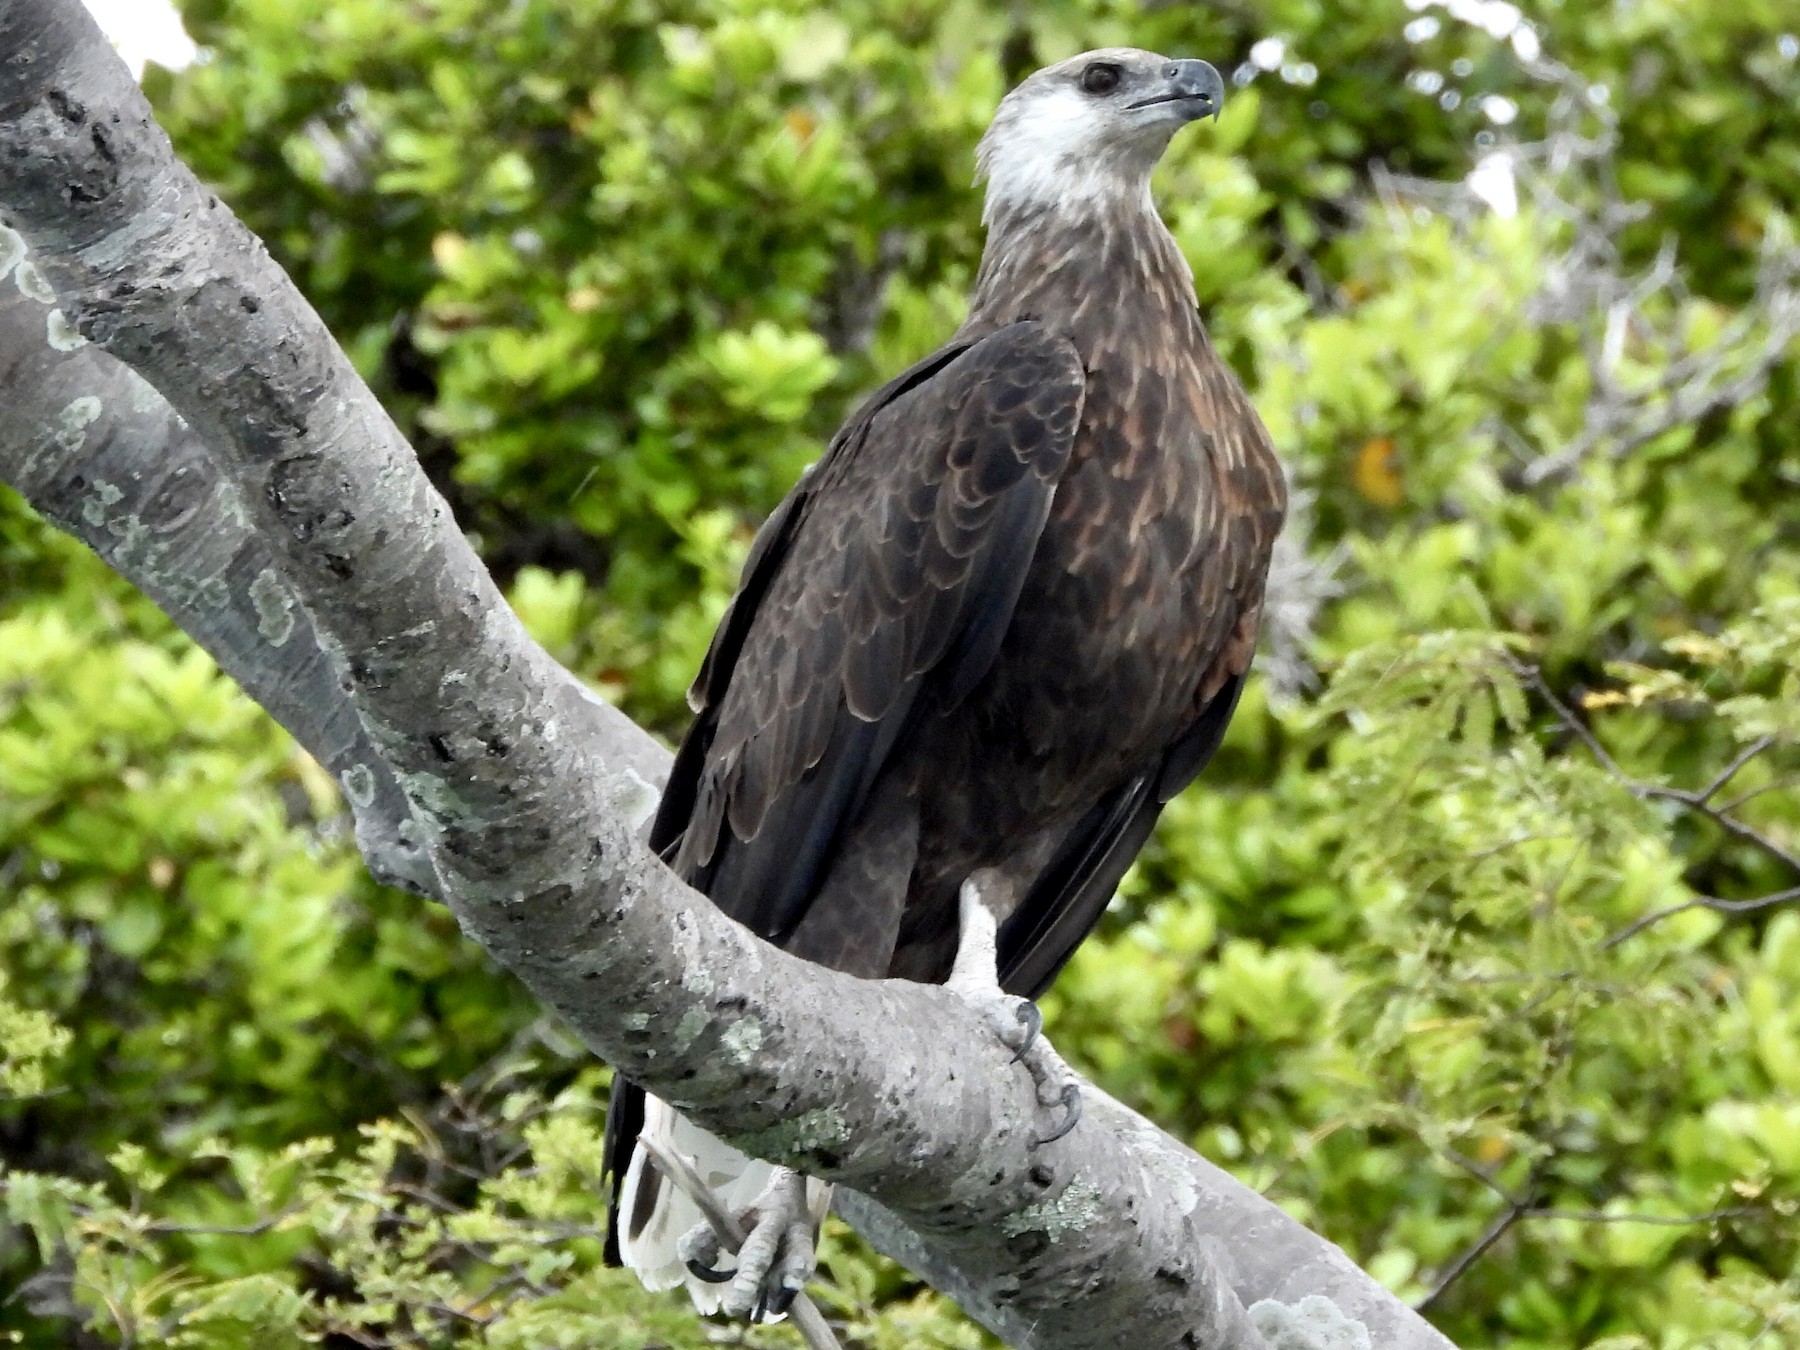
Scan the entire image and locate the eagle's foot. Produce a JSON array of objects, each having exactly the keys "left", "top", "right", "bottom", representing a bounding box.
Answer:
[
  {"left": 948, "top": 875, "right": 1084, "bottom": 1147},
  {"left": 678, "top": 1166, "right": 816, "bottom": 1321},
  {"left": 999, "top": 1014, "right": 1082, "bottom": 1145}
]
